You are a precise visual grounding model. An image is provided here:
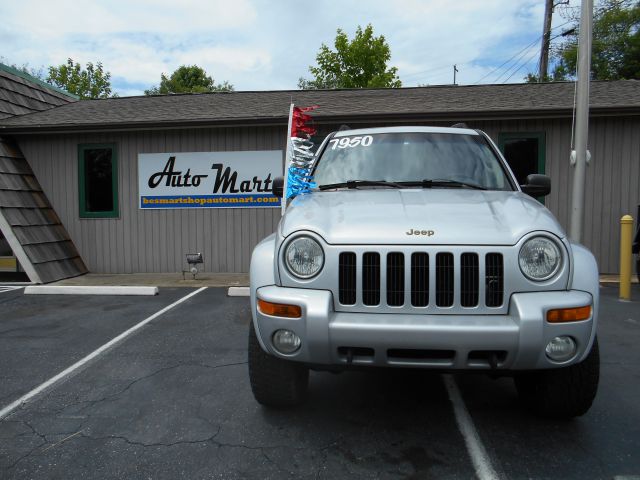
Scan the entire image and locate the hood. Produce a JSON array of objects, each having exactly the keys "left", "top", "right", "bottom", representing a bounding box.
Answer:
[{"left": 281, "top": 189, "right": 565, "bottom": 245}]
